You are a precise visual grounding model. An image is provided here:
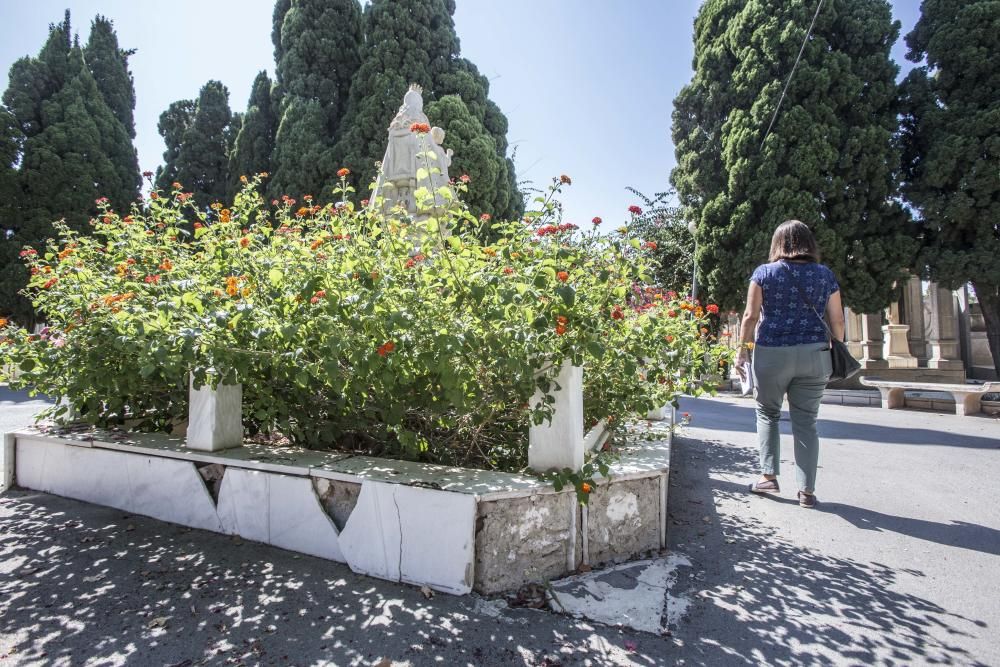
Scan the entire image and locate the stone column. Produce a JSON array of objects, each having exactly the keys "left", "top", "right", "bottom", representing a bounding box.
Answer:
[
  {"left": 926, "top": 285, "right": 964, "bottom": 370},
  {"left": 903, "top": 275, "right": 928, "bottom": 363},
  {"left": 860, "top": 313, "right": 888, "bottom": 369},
  {"left": 844, "top": 308, "right": 864, "bottom": 359},
  {"left": 883, "top": 302, "right": 917, "bottom": 368},
  {"left": 528, "top": 360, "right": 584, "bottom": 473}
]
